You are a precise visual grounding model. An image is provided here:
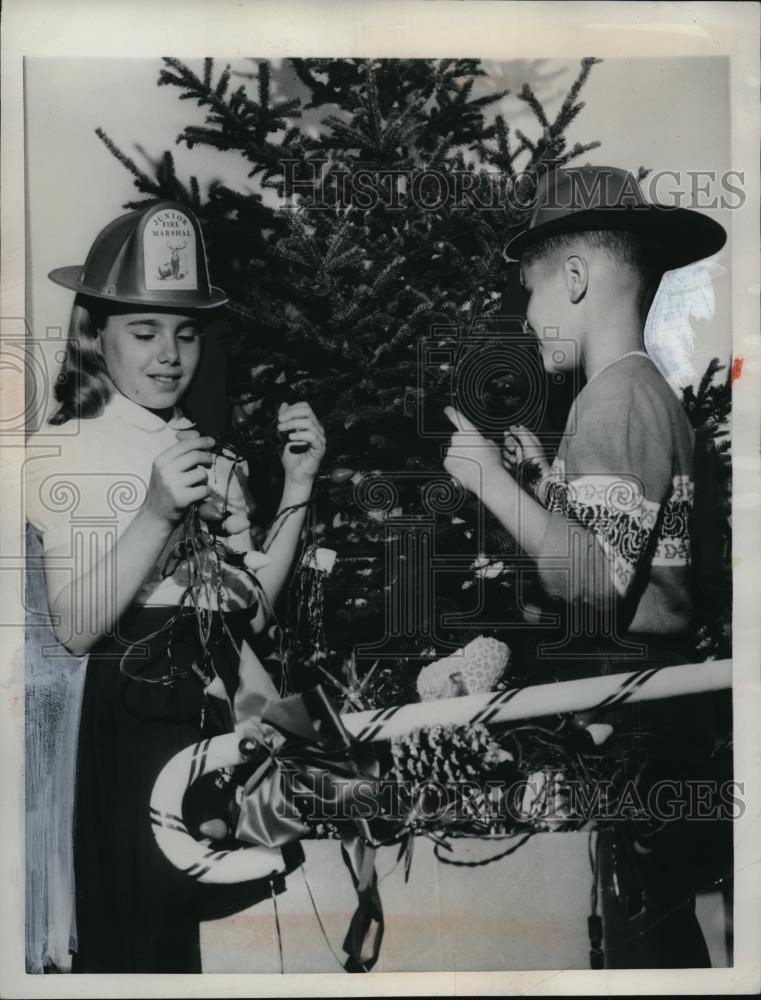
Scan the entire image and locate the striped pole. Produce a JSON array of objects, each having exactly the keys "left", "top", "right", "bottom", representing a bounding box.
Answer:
[{"left": 341, "top": 659, "right": 731, "bottom": 743}]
